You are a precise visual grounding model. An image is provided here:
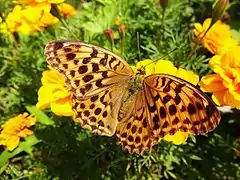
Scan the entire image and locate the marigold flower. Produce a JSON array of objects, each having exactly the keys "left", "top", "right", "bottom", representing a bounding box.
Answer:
[
  {"left": 57, "top": 3, "right": 77, "bottom": 18},
  {"left": 0, "top": 5, "right": 32, "bottom": 36},
  {"left": 21, "top": 3, "right": 59, "bottom": 31},
  {"left": 199, "top": 46, "right": 240, "bottom": 109},
  {"left": 133, "top": 59, "right": 199, "bottom": 144},
  {"left": 36, "top": 67, "right": 73, "bottom": 116},
  {"left": 13, "top": 0, "right": 64, "bottom": 5},
  {"left": 193, "top": 18, "right": 238, "bottom": 55},
  {"left": 0, "top": 113, "right": 36, "bottom": 151},
  {"left": 0, "top": 4, "right": 58, "bottom": 36},
  {"left": 1, "top": 2, "right": 76, "bottom": 38},
  {"left": 154, "top": 60, "right": 199, "bottom": 85}
]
